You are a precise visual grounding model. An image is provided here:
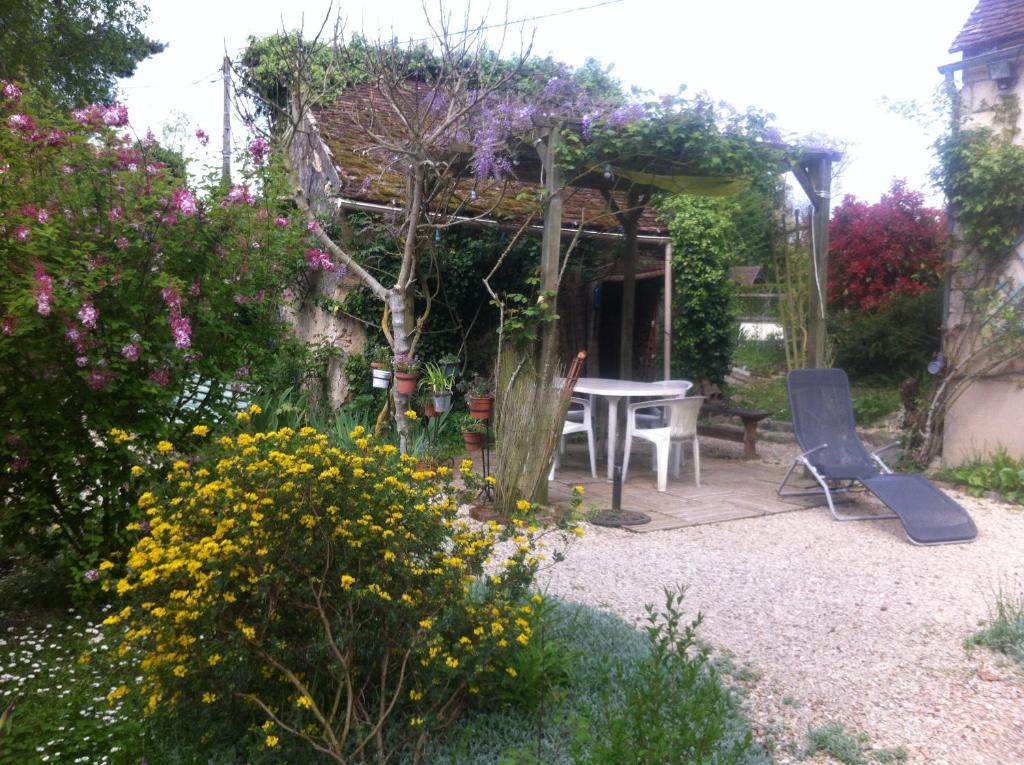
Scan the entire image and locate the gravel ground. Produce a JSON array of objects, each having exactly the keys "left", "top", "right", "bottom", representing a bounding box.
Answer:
[{"left": 537, "top": 467, "right": 1024, "bottom": 764}]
